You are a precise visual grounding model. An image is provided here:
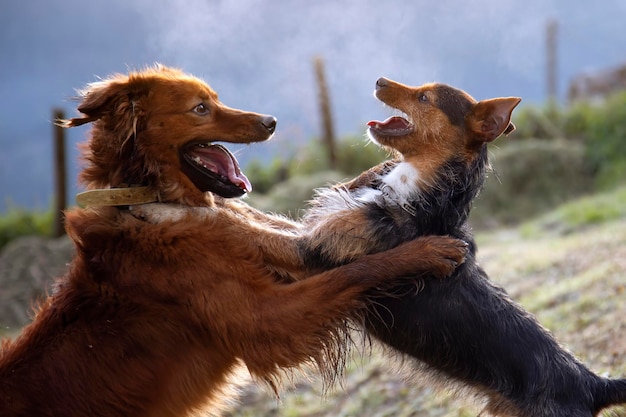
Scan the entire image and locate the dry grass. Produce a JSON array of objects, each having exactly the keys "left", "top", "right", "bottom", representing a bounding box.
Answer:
[
  {"left": 226, "top": 191, "right": 626, "bottom": 417},
  {"left": 3, "top": 188, "right": 624, "bottom": 416}
]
